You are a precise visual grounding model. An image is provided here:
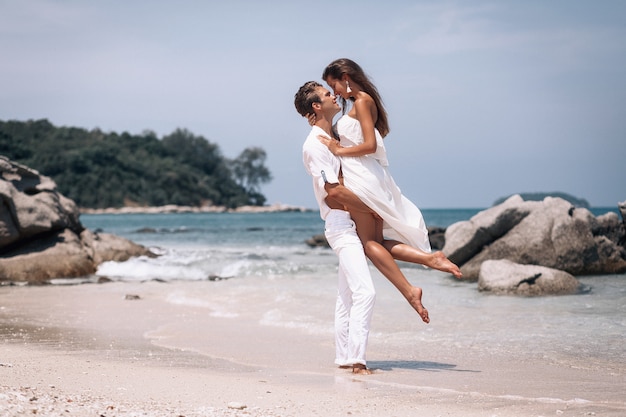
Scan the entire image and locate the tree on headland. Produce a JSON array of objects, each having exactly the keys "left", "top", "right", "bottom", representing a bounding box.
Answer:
[
  {"left": 0, "top": 119, "right": 272, "bottom": 209},
  {"left": 229, "top": 147, "right": 273, "bottom": 206}
]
